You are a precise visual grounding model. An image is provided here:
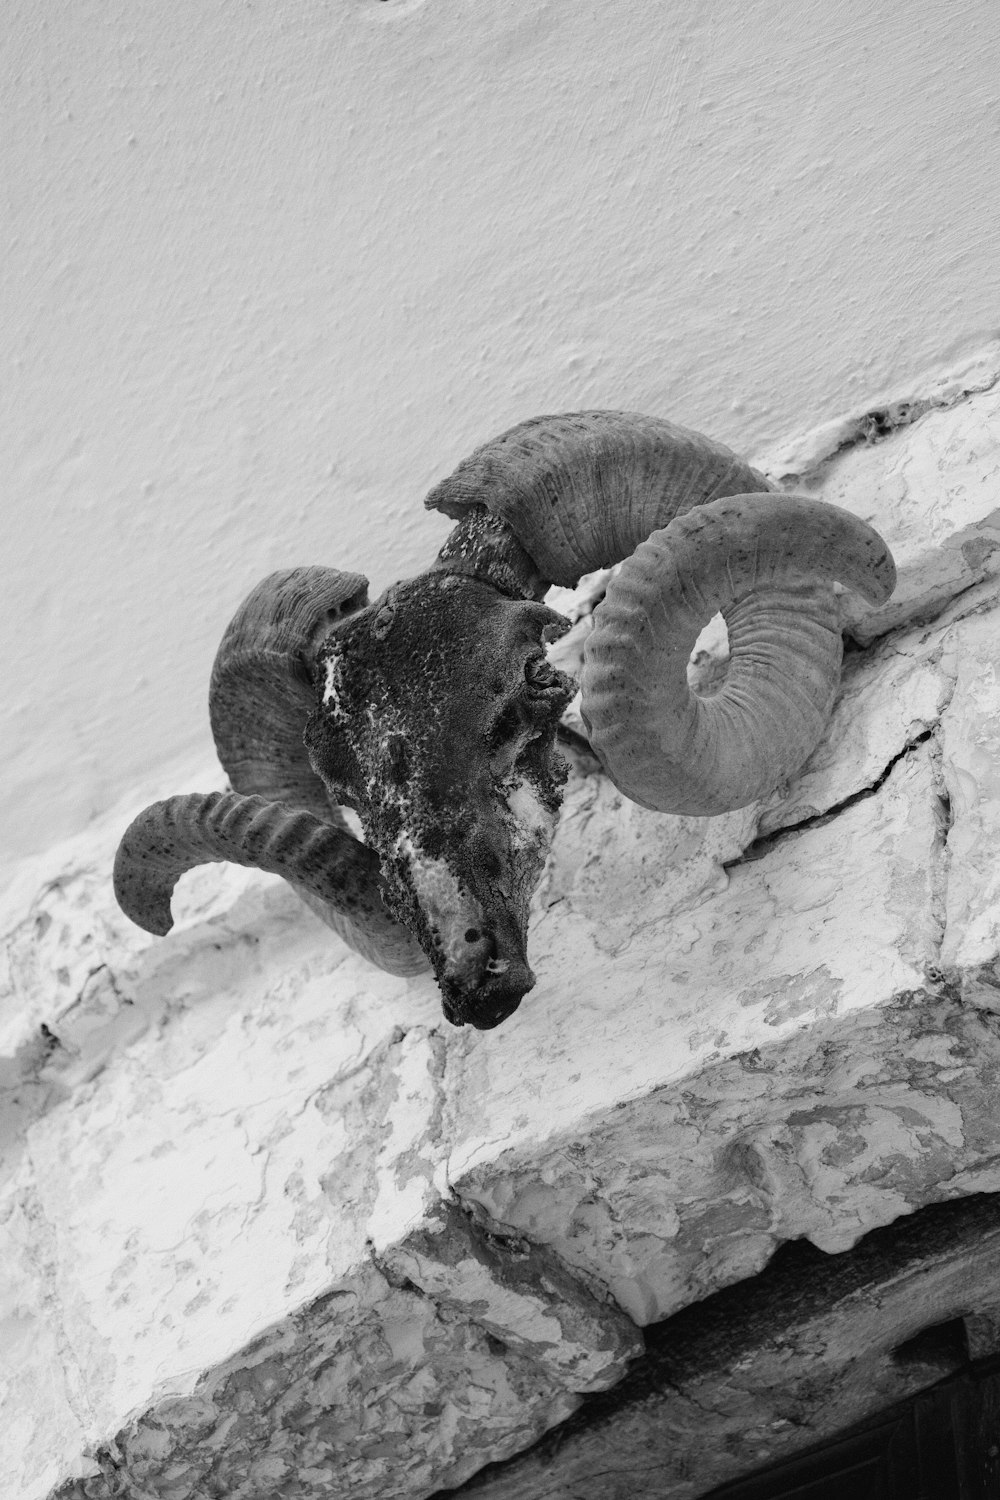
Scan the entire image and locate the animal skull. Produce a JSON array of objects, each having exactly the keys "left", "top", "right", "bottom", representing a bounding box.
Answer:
[
  {"left": 300, "top": 567, "right": 573, "bottom": 1026},
  {"left": 114, "top": 411, "right": 896, "bottom": 1028}
]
